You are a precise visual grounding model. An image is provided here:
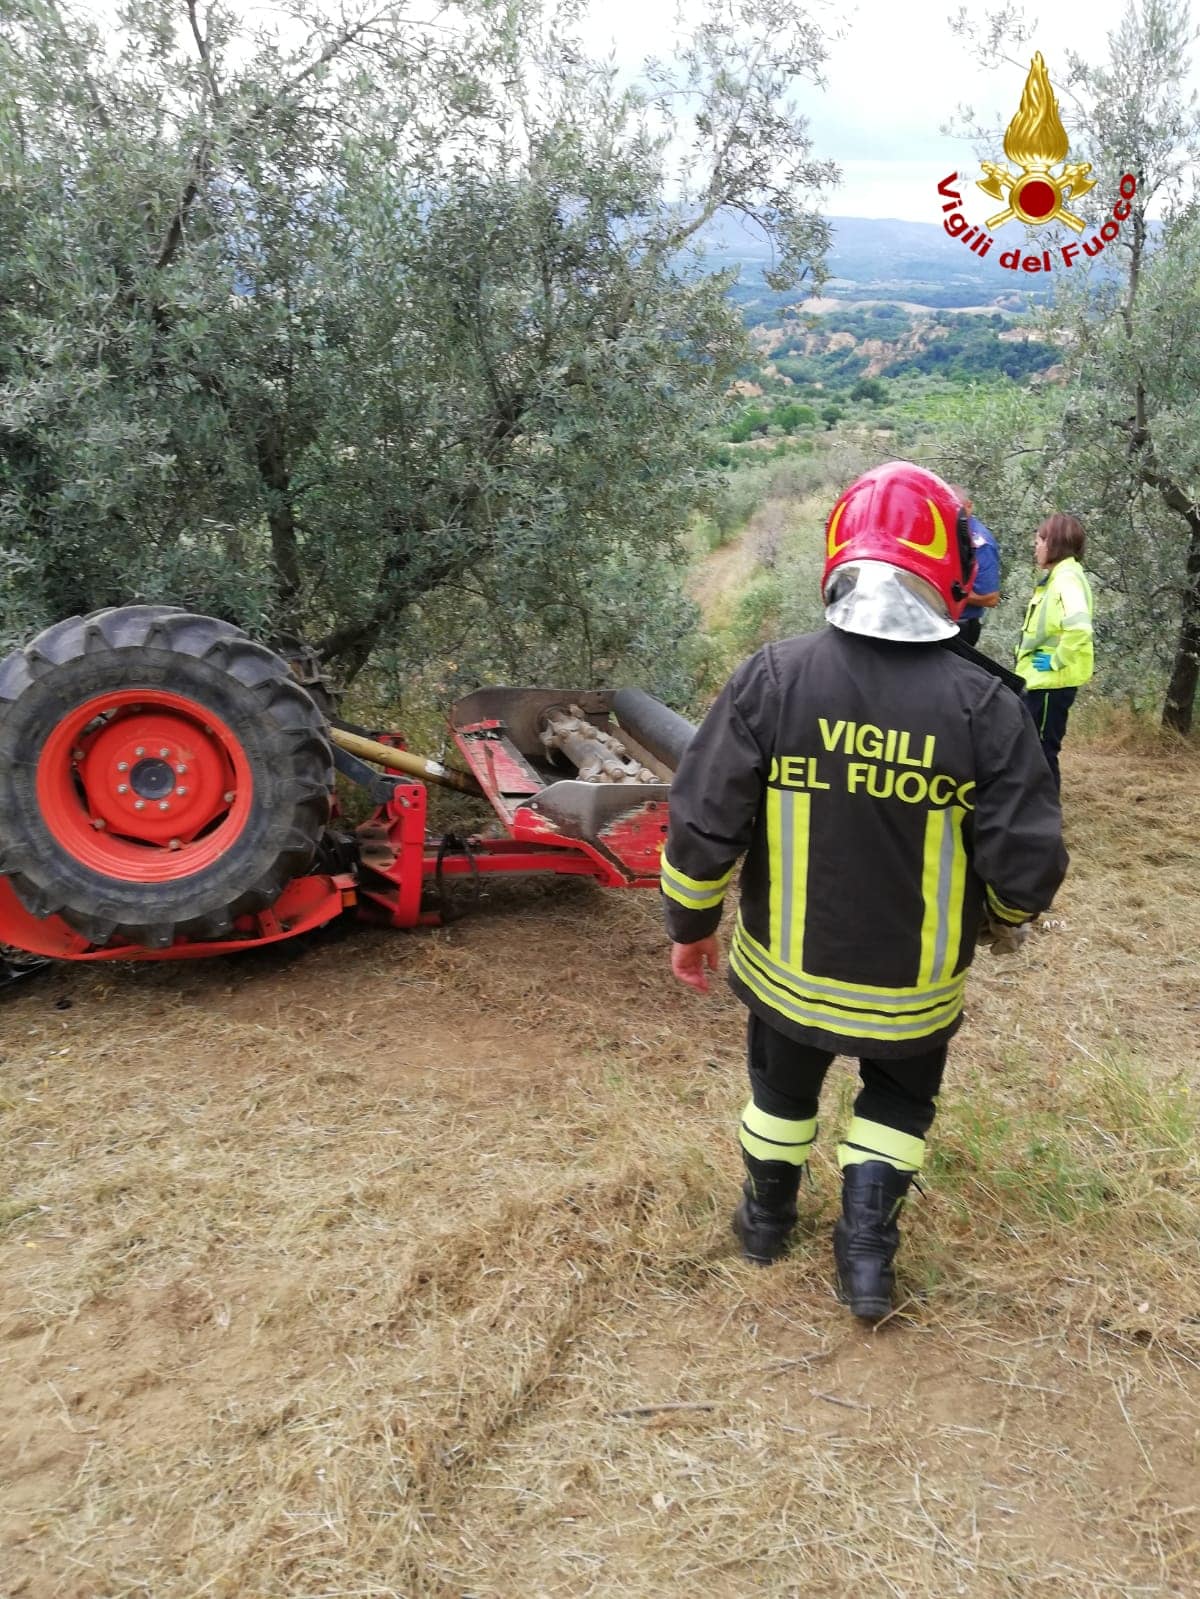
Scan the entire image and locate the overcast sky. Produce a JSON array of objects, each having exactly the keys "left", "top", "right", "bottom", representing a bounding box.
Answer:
[
  {"left": 76, "top": 0, "right": 1200, "bottom": 223},
  {"left": 579, "top": 0, "right": 1200, "bottom": 222}
]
